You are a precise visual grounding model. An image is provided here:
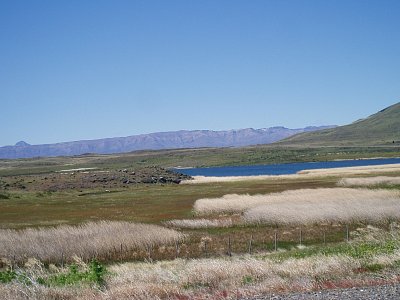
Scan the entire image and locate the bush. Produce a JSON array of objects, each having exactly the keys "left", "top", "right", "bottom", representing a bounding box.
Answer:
[{"left": 0, "top": 193, "right": 10, "bottom": 200}]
